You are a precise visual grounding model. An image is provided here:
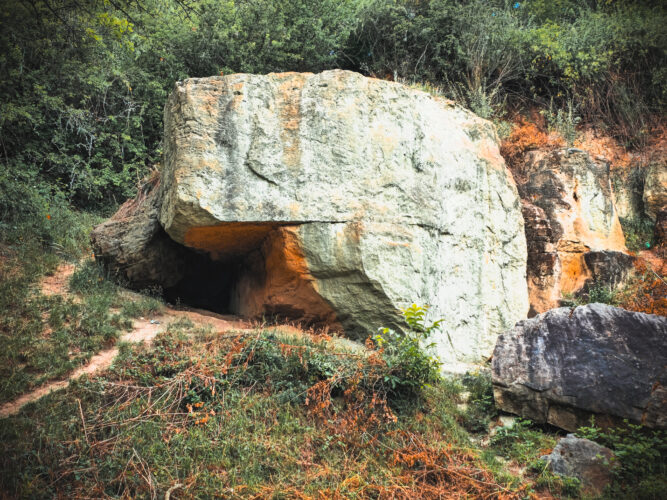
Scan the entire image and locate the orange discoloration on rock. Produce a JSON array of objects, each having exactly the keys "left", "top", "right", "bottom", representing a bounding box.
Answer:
[
  {"left": 184, "top": 223, "right": 279, "bottom": 259},
  {"left": 235, "top": 227, "right": 341, "bottom": 331},
  {"left": 184, "top": 222, "right": 340, "bottom": 330},
  {"left": 558, "top": 252, "right": 592, "bottom": 294}
]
